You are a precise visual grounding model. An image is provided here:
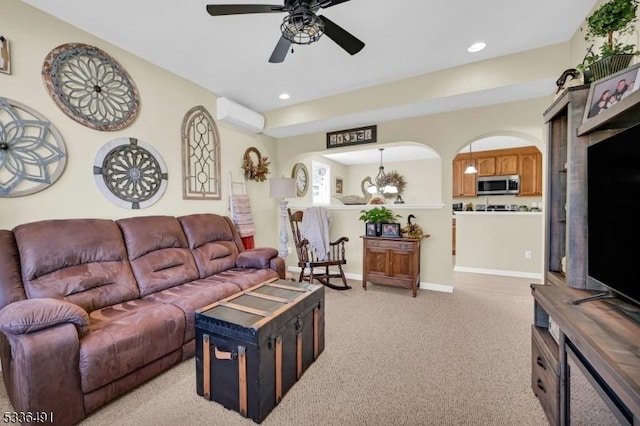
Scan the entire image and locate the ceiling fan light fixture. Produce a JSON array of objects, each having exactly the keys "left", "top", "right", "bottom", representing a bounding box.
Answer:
[{"left": 281, "top": 11, "right": 324, "bottom": 45}]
